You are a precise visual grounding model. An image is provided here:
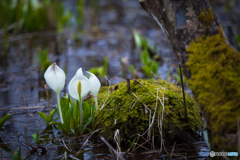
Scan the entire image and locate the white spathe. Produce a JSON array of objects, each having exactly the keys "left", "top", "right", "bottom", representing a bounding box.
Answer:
[
  {"left": 86, "top": 71, "right": 101, "bottom": 111},
  {"left": 44, "top": 63, "right": 66, "bottom": 94},
  {"left": 68, "top": 68, "right": 90, "bottom": 100},
  {"left": 44, "top": 63, "right": 65, "bottom": 124},
  {"left": 86, "top": 71, "right": 101, "bottom": 97}
]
